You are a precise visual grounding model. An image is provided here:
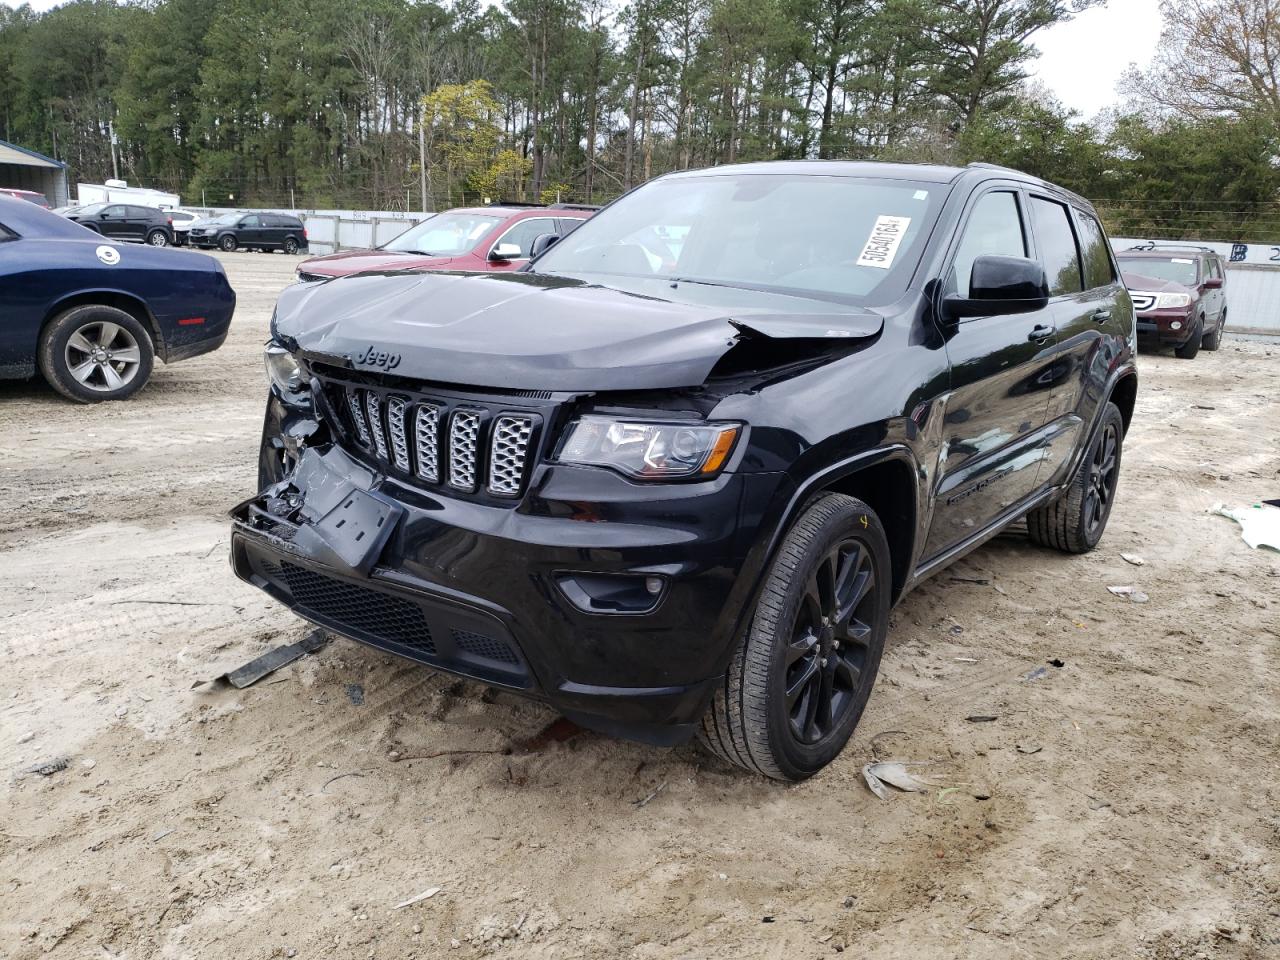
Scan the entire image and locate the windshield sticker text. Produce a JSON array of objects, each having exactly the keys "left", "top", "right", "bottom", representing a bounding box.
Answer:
[{"left": 856, "top": 216, "right": 911, "bottom": 270}]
